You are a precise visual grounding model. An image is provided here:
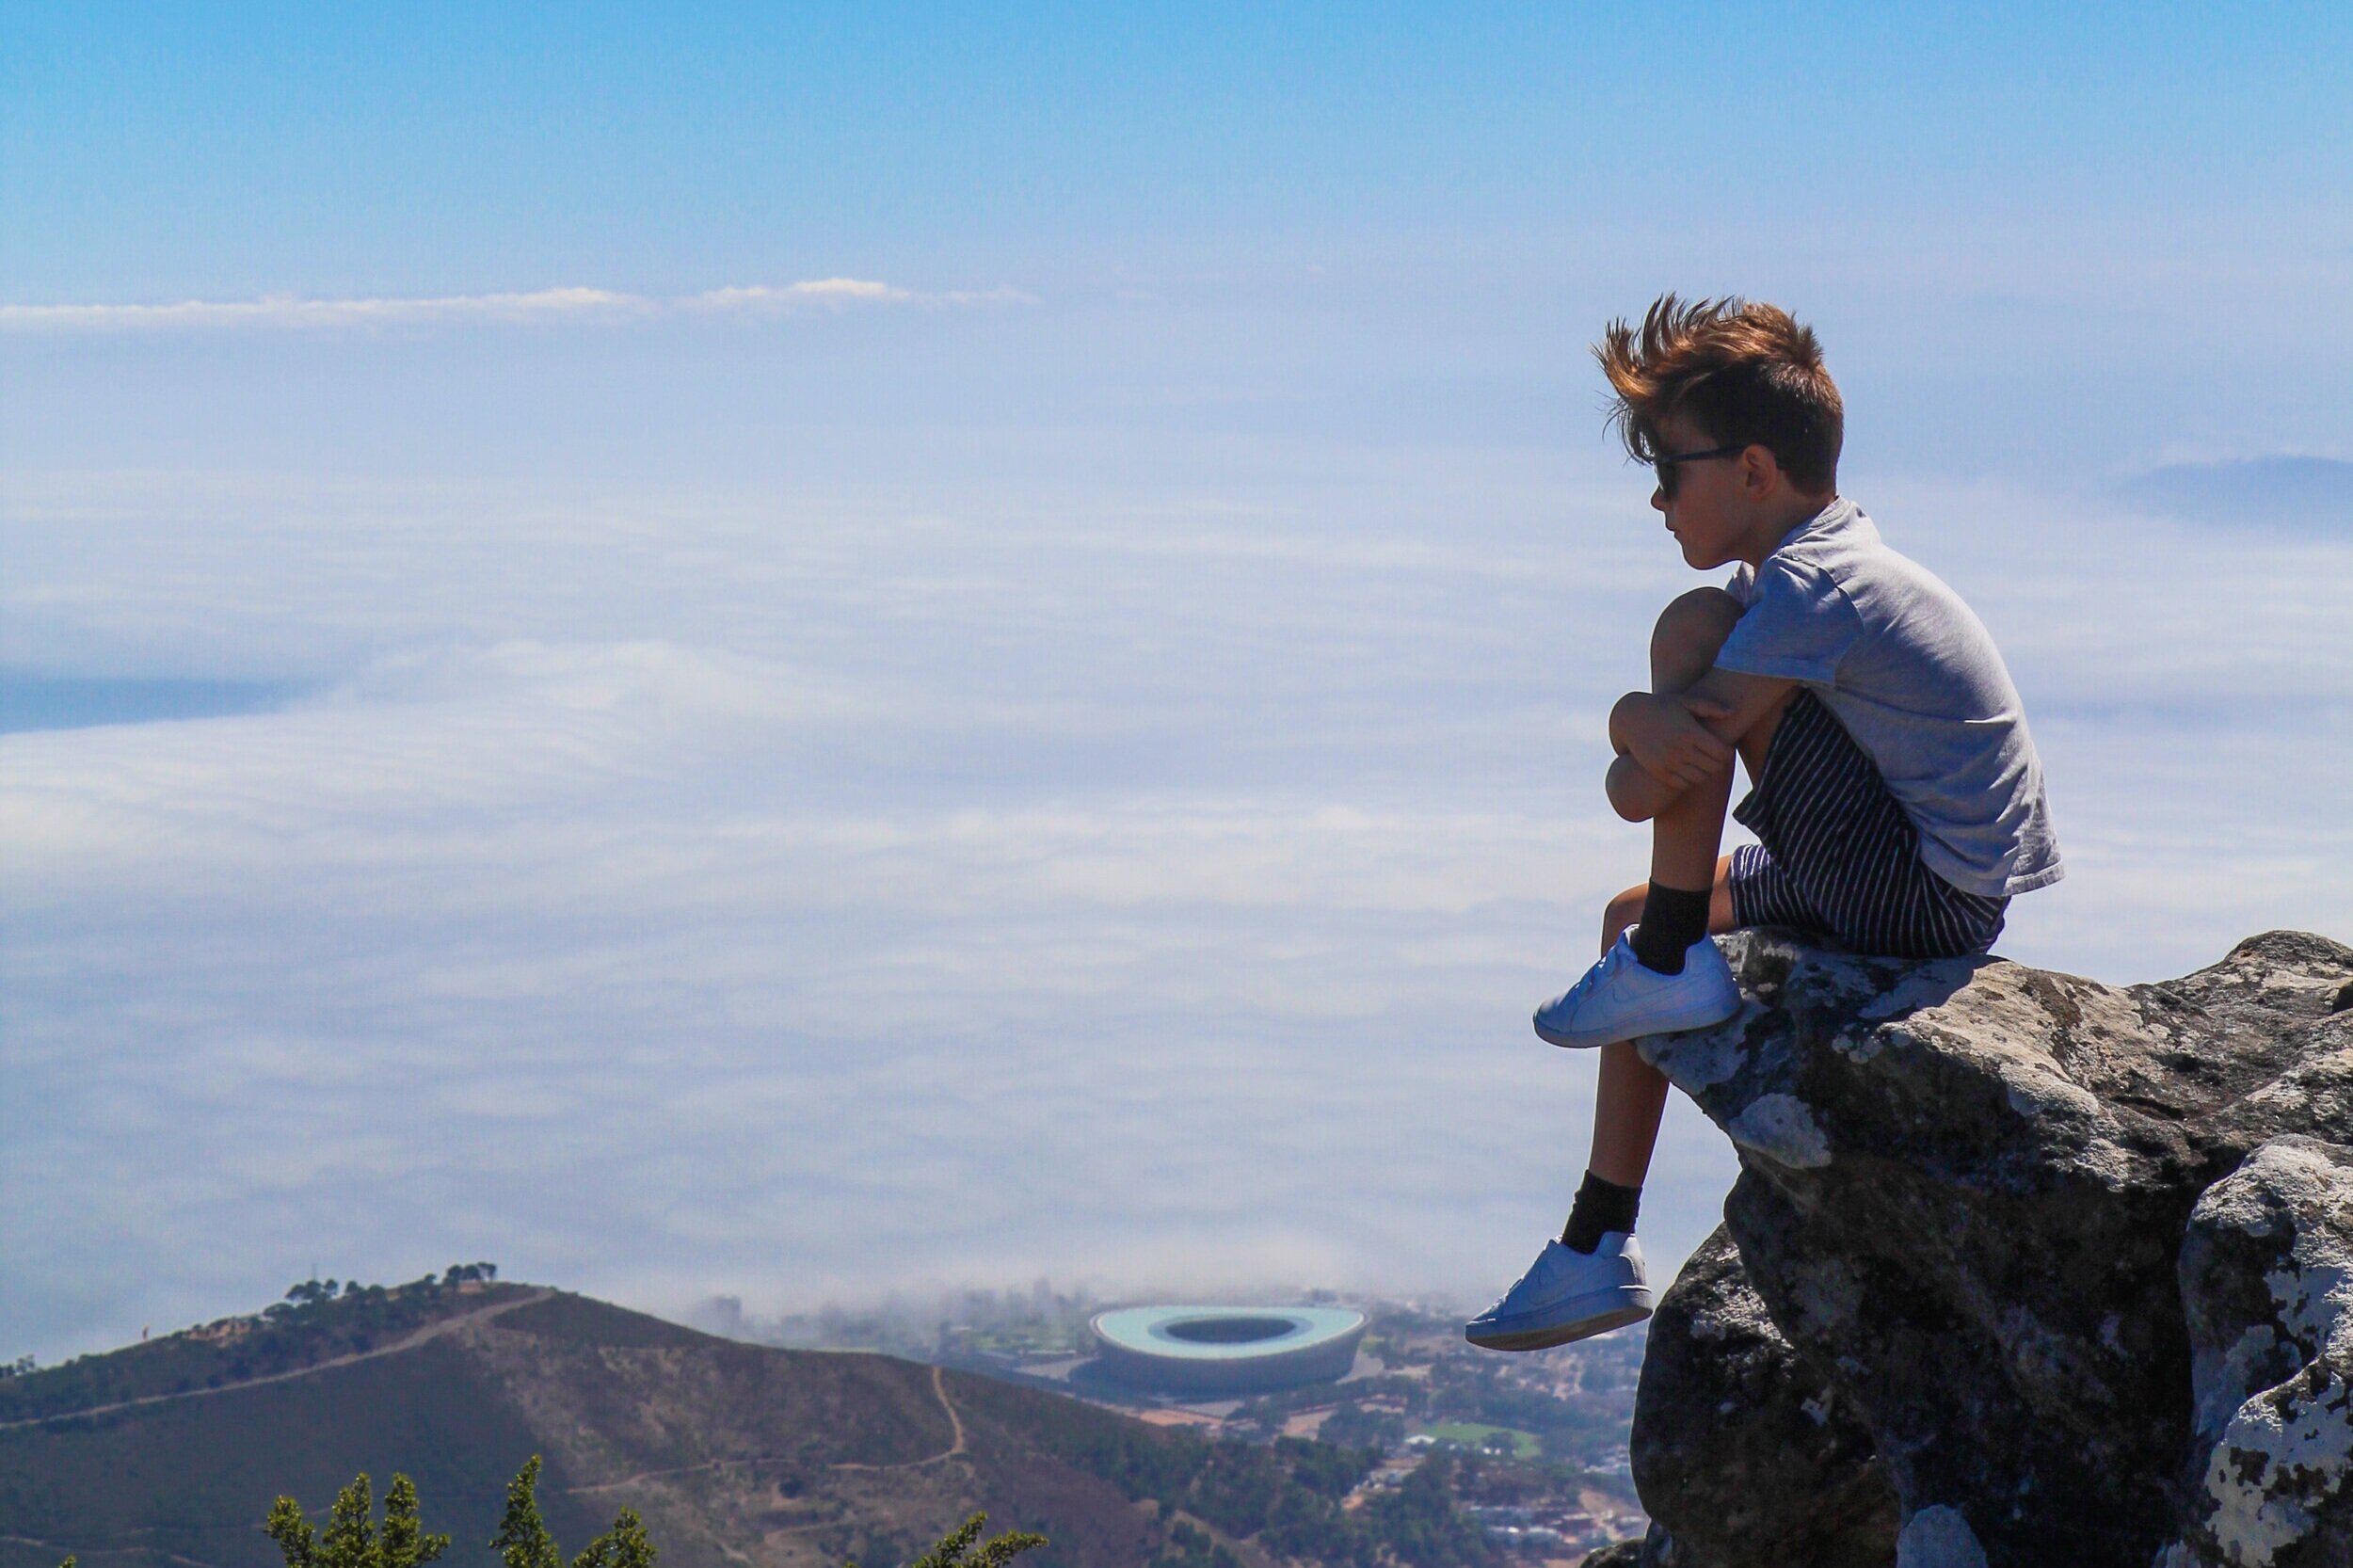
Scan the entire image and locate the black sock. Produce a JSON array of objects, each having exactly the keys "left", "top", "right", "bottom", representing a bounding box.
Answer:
[
  {"left": 1561, "top": 1171, "right": 1641, "bottom": 1254},
  {"left": 1628, "top": 882, "right": 1711, "bottom": 974}
]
